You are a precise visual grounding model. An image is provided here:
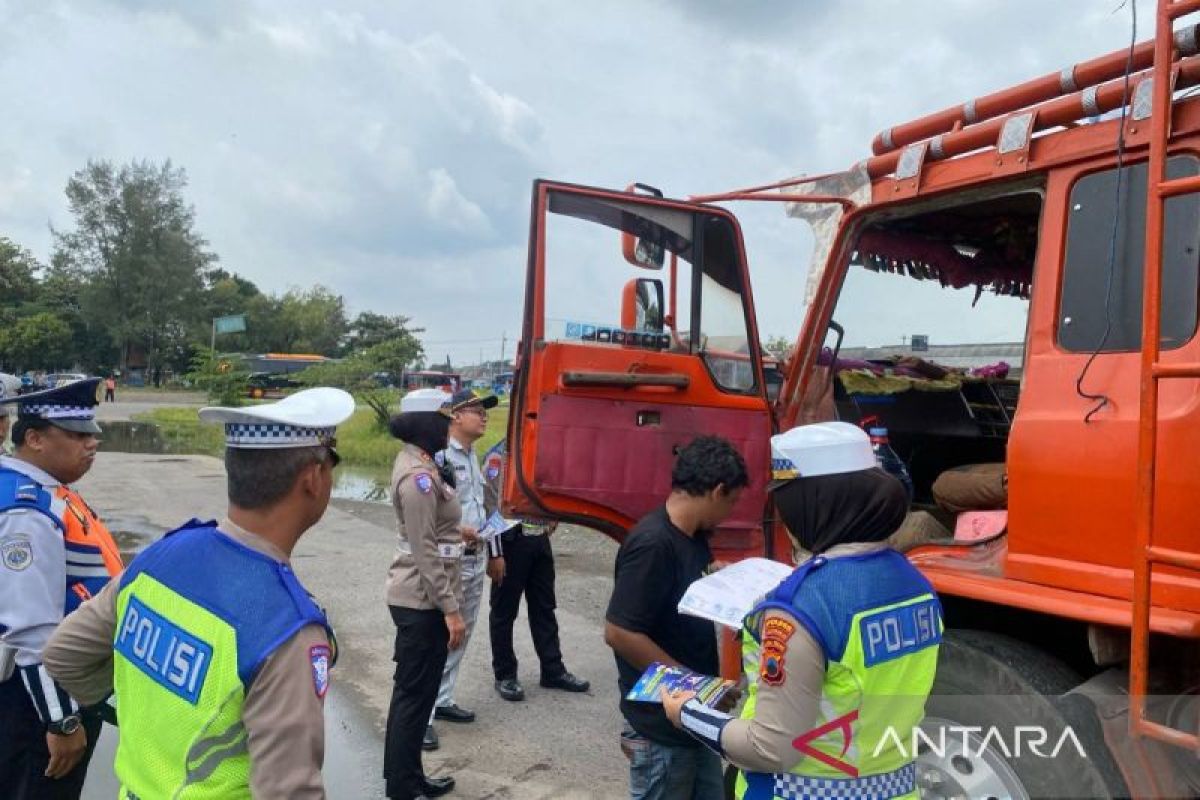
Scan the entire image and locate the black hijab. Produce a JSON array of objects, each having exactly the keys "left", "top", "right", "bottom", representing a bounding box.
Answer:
[
  {"left": 388, "top": 411, "right": 452, "bottom": 484},
  {"left": 773, "top": 467, "right": 908, "bottom": 554}
]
